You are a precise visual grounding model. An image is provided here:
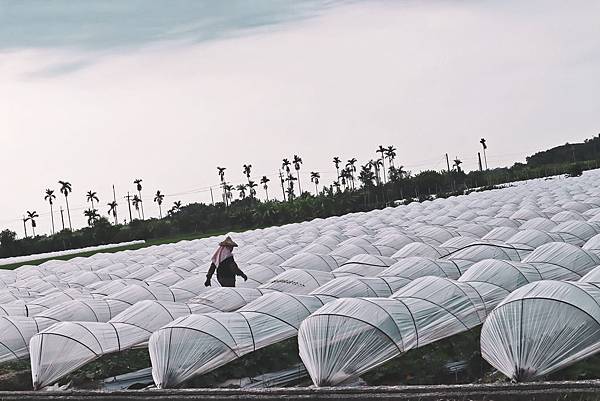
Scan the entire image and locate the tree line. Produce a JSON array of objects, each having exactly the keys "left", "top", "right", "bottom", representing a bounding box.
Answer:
[{"left": 1, "top": 135, "right": 599, "bottom": 259}]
